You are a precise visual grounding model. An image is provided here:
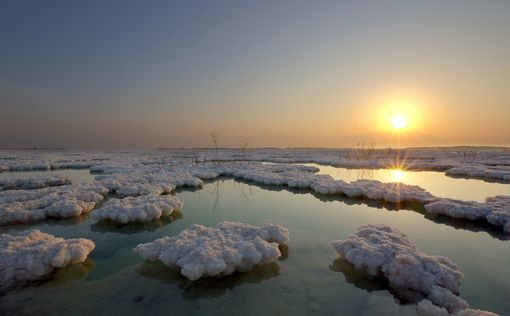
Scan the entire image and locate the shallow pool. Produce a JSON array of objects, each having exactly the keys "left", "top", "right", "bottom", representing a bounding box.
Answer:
[{"left": 0, "top": 176, "right": 508, "bottom": 315}]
